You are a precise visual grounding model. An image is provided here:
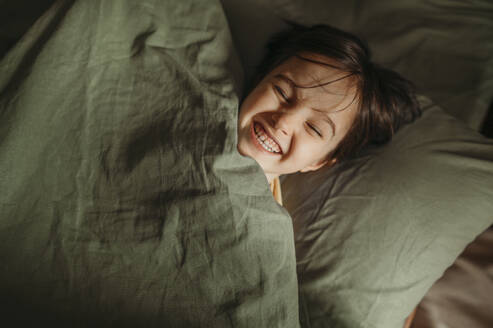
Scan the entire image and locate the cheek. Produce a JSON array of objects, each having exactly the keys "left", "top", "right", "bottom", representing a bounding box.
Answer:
[
  {"left": 302, "top": 136, "right": 336, "bottom": 162},
  {"left": 240, "top": 87, "right": 273, "bottom": 119},
  {"left": 290, "top": 135, "right": 324, "bottom": 162}
]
